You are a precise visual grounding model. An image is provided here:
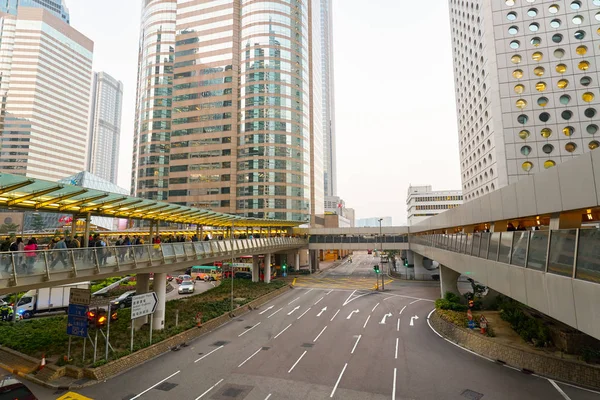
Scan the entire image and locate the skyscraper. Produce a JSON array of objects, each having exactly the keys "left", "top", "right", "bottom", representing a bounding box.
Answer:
[
  {"left": 321, "top": 0, "right": 337, "bottom": 197},
  {"left": 131, "top": 0, "right": 326, "bottom": 224},
  {"left": 449, "top": 0, "right": 600, "bottom": 201},
  {"left": 0, "top": 0, "right": 69, "bottom": 23},
  {"left": 88, "top": 72, "right": 123, "bottom": 185},
  {"left": 0, "top": 7, "right": 93, "bottom": 180}
]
